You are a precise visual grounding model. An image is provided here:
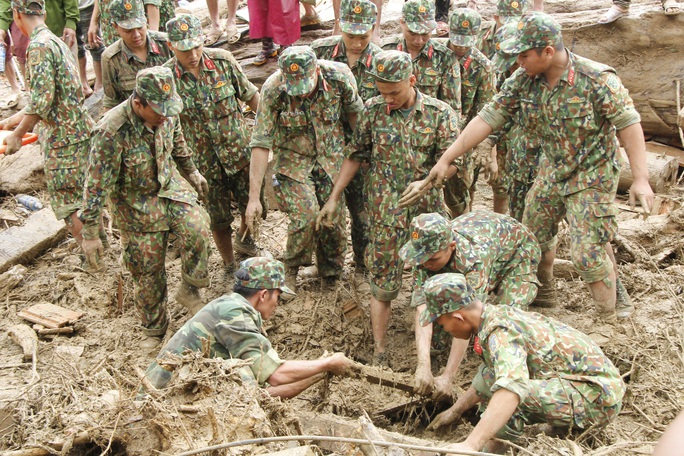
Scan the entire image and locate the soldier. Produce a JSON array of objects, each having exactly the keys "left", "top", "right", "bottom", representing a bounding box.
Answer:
[
  {"left": 317, "top": 50, "right": 459, "bottom": 365},
  {"left": 477, "top": 0, "right": 531, "bottom": 60},
  {"left": 311, "top": 0, "right": 382, "bottom": 280},
  {"left": 165, "top": 14, "right": 263, "bottom": 273},
  {"left": 245, "top": 46, "right": 364, "bottom": 295},
  {"left": 144, "top": 257, "right": 356, "bottom": 398},
  {"left": 81, "top": 67, "right": 211, "bottom": 349},
  {"left": 421, "top": 273, "right": 625, "bottom": 454},
  {"left": 401, "top": 12, "right": 653, "bottom": 319},
  {"left": 0, "top": 0, "right": 95, "bottom": 247},
  {"left": 400, "top": 211, "right": 540, "bottom": 400},
  {"left": 101, "top": 0, "right": 172, "bottom": 111}
]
